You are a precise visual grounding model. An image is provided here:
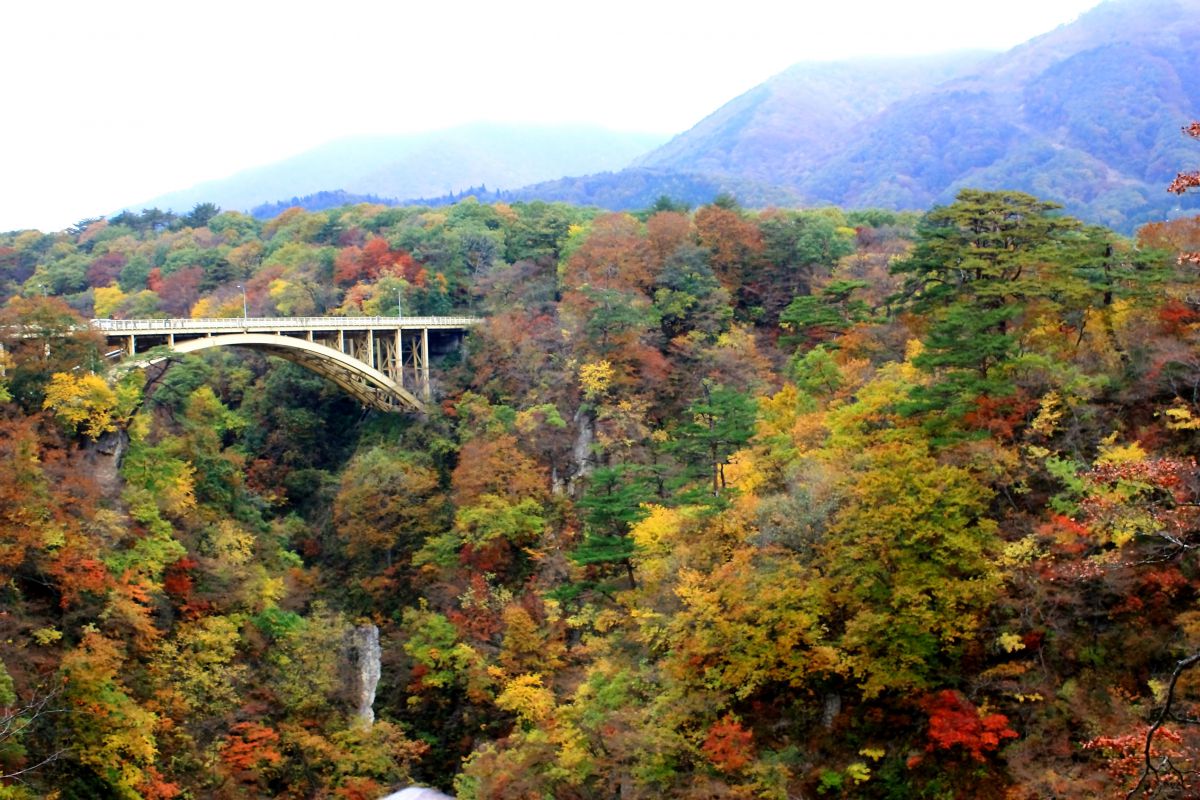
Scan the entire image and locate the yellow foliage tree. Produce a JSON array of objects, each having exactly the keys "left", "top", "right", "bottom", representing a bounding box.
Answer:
[
  {"left": 819, "top": 437, "right": 1002, "bottom": 698},
  {"left": 579, "top": 360, "right": 615, "bottom": 400},
  {"left": 58, "top": 628, "right": 161, "bottom": 795},
  {"left": 499, "top": 604, "right": 564, "bottom": 676},
  {"left": 93, "top": 283, "right": 127, "bottom": 318},
  {"left": 189, "top": 296, "right": 215, "bottom": 318},
  {"left": 154, "top": 615, "right": 248, "bottom": 718},
  {"left": 269, "top": 278, "right": 321, "bottom": 316},
  {"left": 496, "top": 673, "right": 556, "bottom": 725},
  {"left": 42, "top": 372, "right": 119, "bottom": 438},
  {"left": 667, "top": 548, "right": 837, "bottom": 699}
]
